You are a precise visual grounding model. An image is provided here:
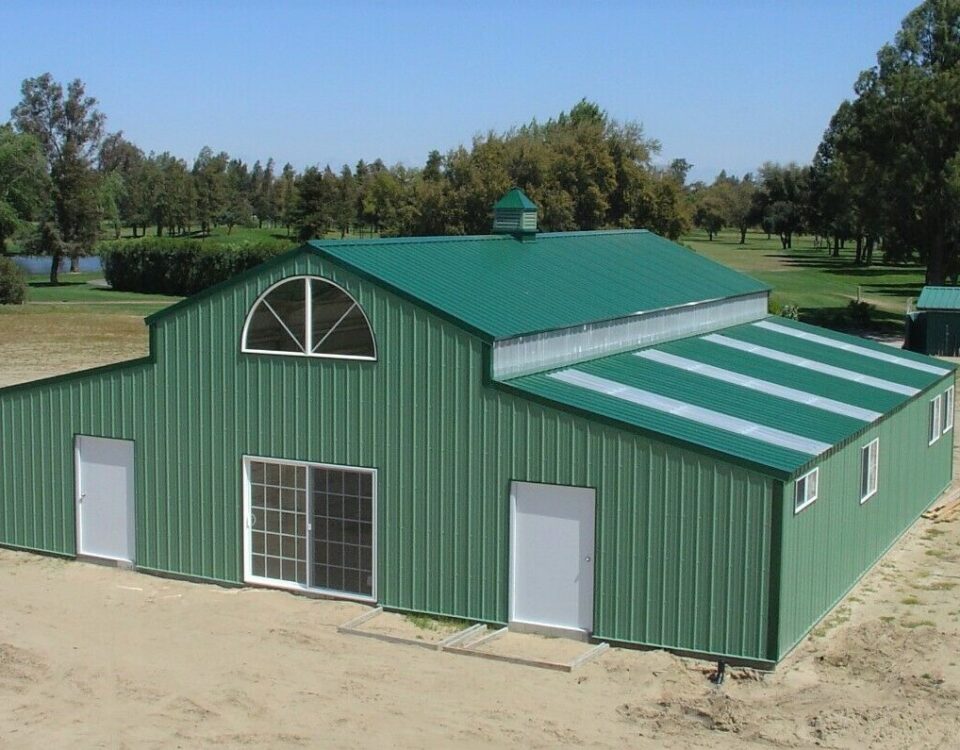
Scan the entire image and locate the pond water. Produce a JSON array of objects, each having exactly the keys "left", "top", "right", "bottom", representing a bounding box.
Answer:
[{"left": 11, "top": 255, "right": 103, "bottom": 275}]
